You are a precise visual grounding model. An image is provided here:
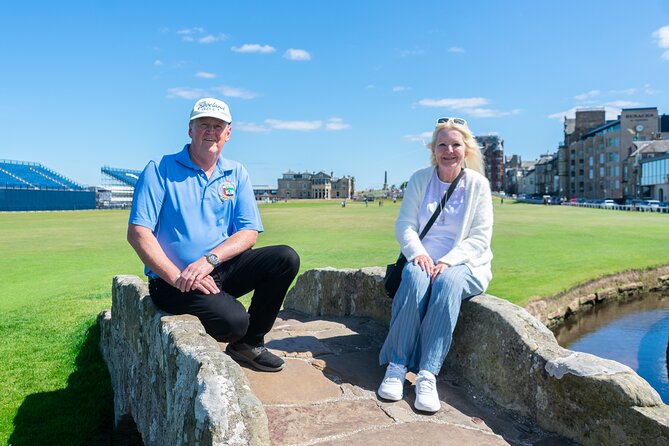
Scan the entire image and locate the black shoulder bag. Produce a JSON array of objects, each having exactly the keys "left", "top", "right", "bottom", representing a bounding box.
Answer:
[{"left": 383, "top": 169, "right": 465, "bottom": 298}]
